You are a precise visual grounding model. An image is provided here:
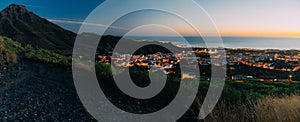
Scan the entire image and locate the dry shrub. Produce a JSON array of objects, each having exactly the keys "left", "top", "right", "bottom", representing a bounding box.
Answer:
[
  {"left": 8, "top": 52, "right": 17, "bottom": 63},
  {"left": 0, "top": 45, "right": 3, "bottom": 54},
  {"left": 200, "top": 95, "right": 300, "bottom": 121},
  {"left": 0, "top": 47, "right": 17, "bottom": 63},
  {"left": 202, "top": 100, "right": 256, "bottom": 122},
  {"left": 255, "top": 95, "right": 300, "bottom": 121}
]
